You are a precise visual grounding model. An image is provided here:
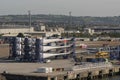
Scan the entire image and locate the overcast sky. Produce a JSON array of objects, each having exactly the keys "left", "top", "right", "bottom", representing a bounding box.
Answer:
[{"left": 0, "top": 0, "right": 120, "bottom": 16}]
